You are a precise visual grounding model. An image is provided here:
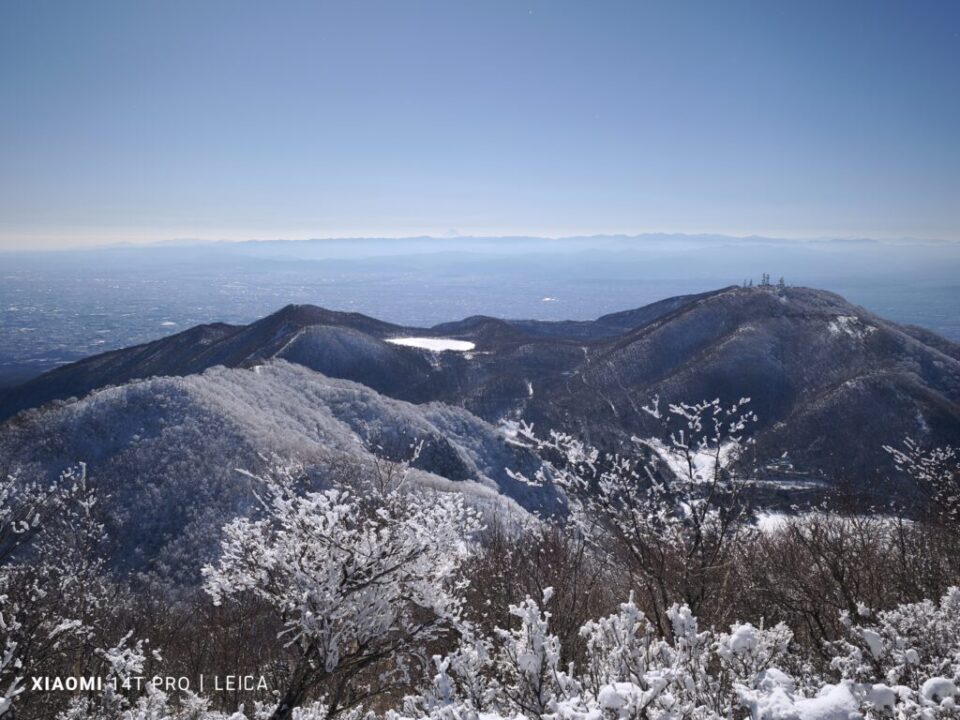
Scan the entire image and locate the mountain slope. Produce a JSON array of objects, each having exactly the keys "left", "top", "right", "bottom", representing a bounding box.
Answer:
[
  {"left": 0, "top": 361, "right": 554, "bottom": 581},
  {"left": 3, "top": 286, "right": 959, "bottom": 489},
  {"left": 0, "top": 322, "right": 240, "bottom": 421},
  {"left": 0, "top": 292, "right": 717, "bottom": 422},
  {"left": 533, "top": 287, "right": 960, "bottom": 480},
  {"left": 0, "top": 304, "right": 421, "bottom": 420}
]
